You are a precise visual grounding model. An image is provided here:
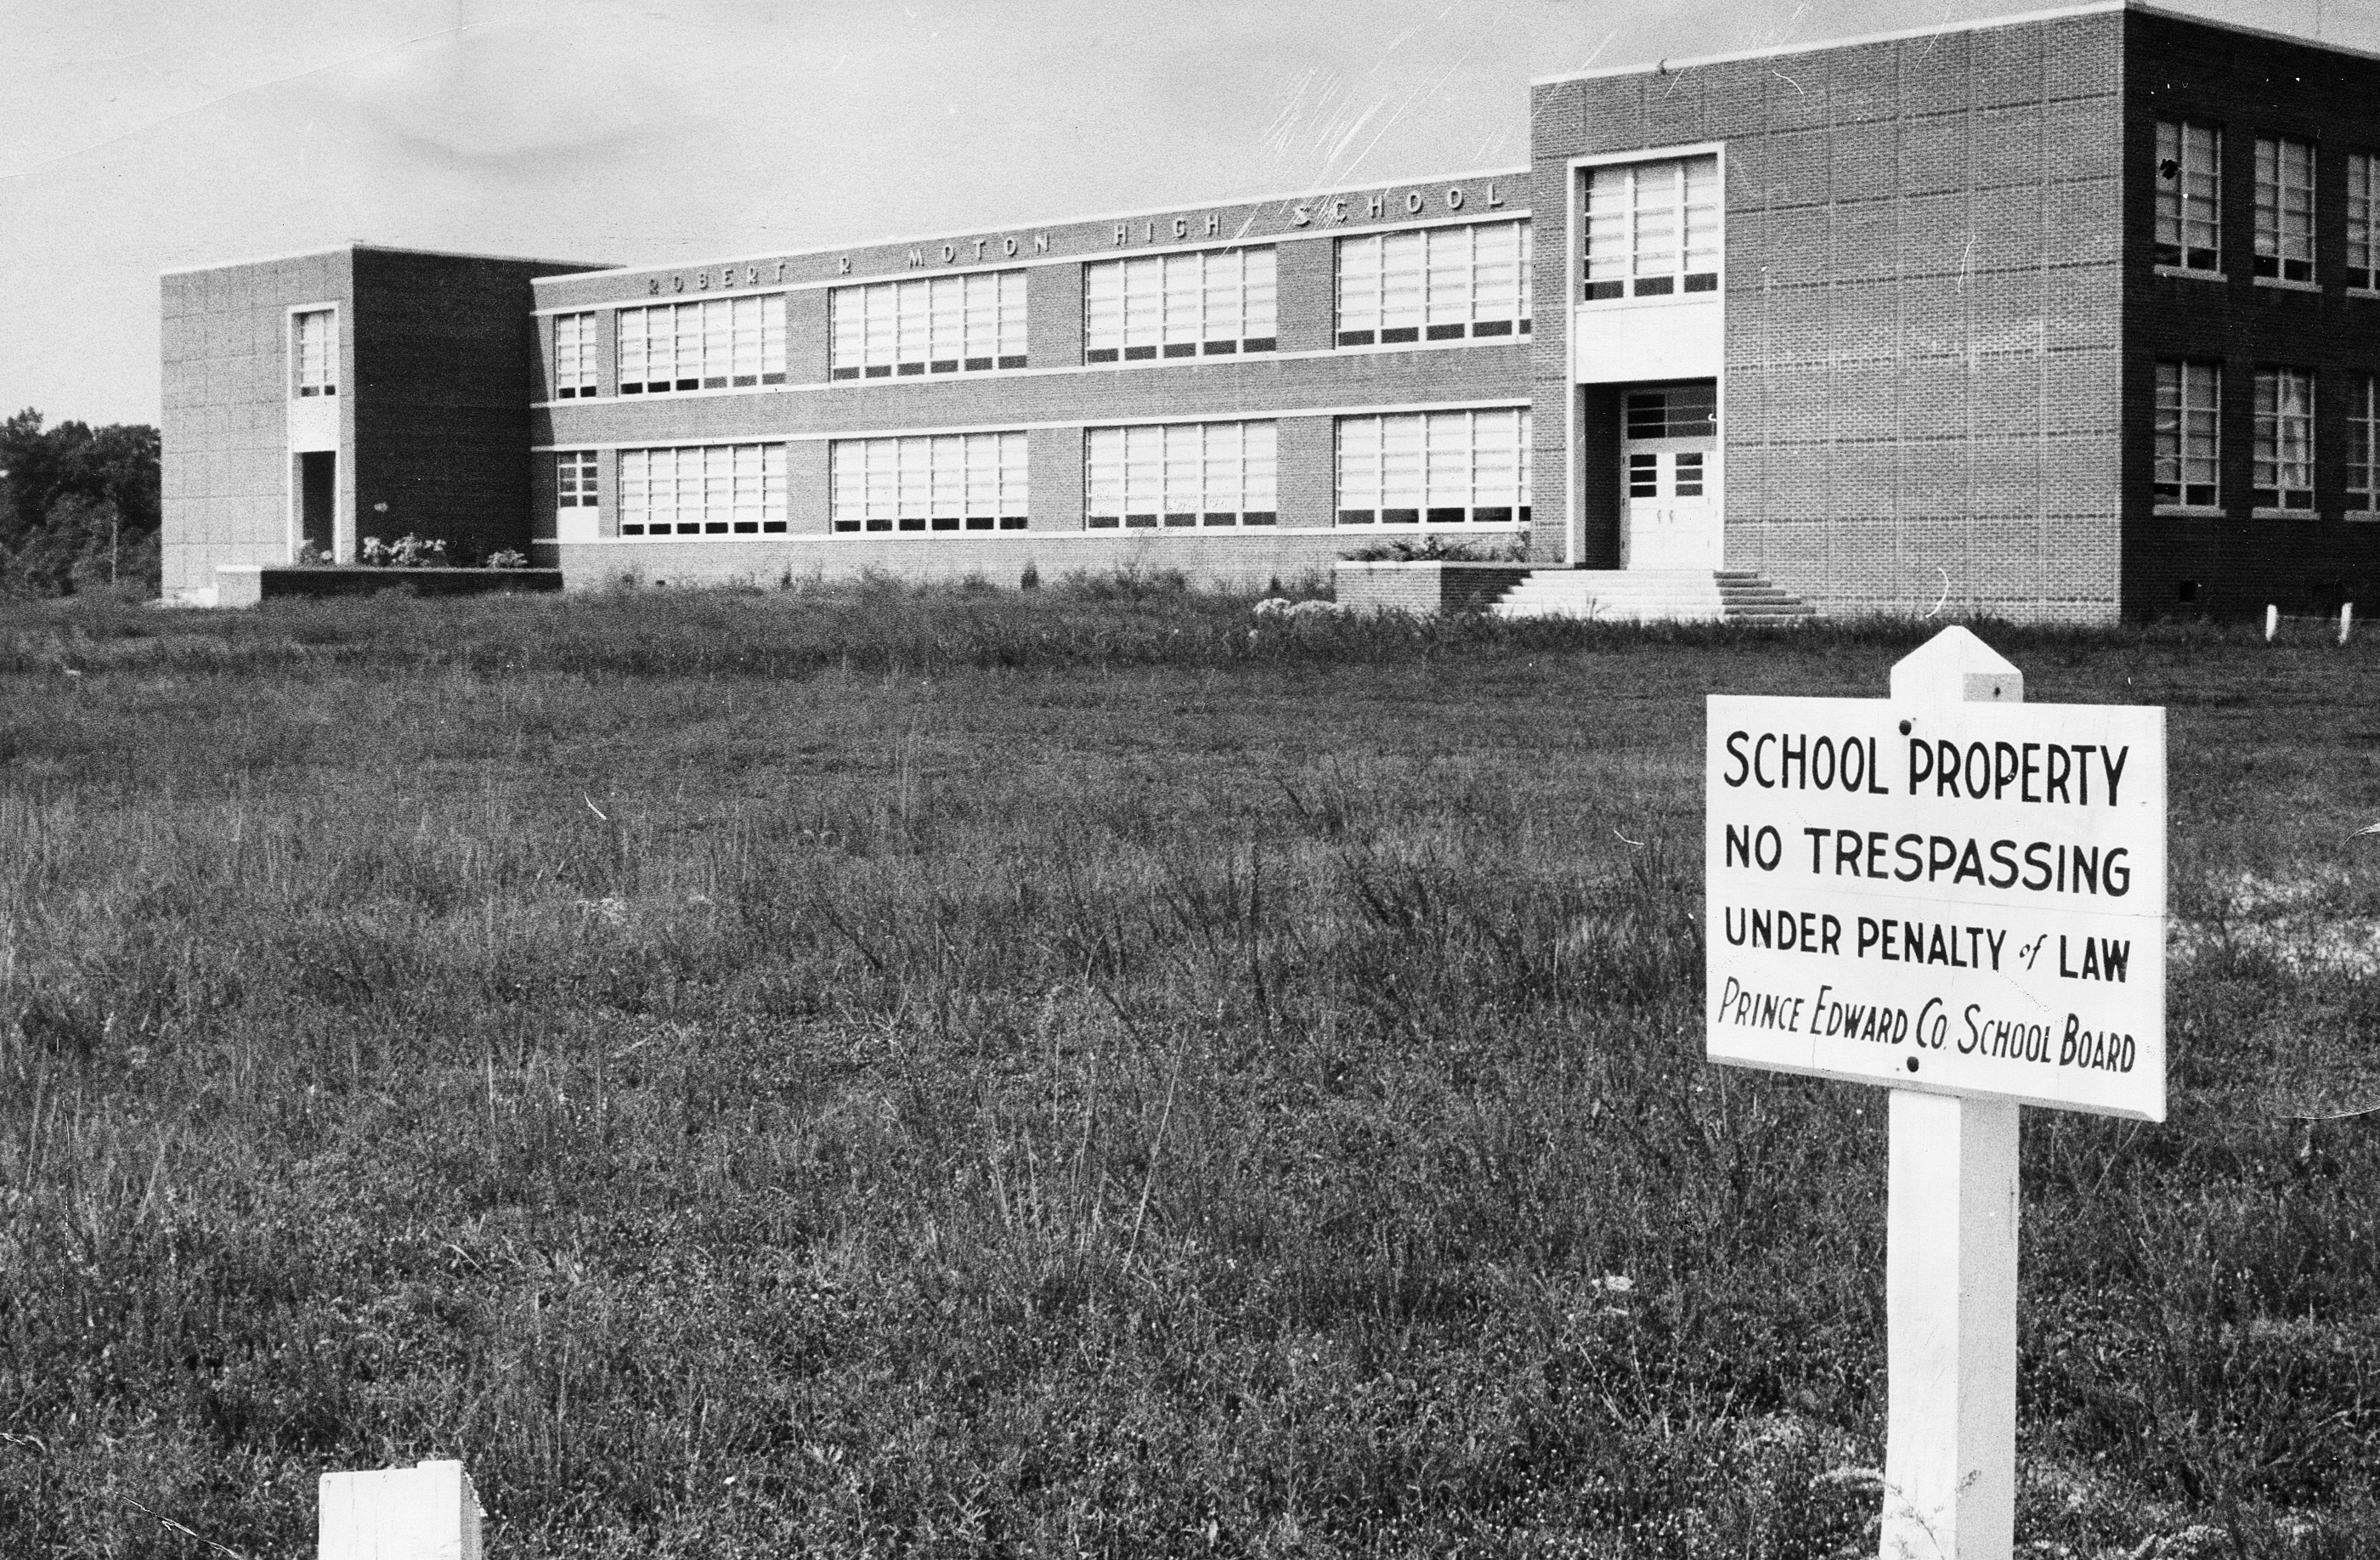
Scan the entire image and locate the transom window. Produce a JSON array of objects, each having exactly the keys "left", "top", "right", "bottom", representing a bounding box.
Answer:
[
  {"left": 2349, "top": 155, "right": 2380, "bottom": 290},
  {"left": 556, "top": 449, "right": 598, "bottom": 509},
  {"left": 2154, "top": 121, "right": 2223, "bottom": 272},
  {"left": 552, "top": 314, "right": 598, "bottom": 398},
  {"left": 618, "top": 297, "right": 787, "bottom": 395},
  {"left": 618, "top": 444, "right": 787, "bottom": 535},
  {"left": 2253, "top": 136, "right": 2315, "bottom": 282},
  {"left": 830, "top": 432, "right": 1028, "bottom": 533},
  {"left": 830, "top": 273, "right": 1027, "bottom": 380},
  {"left": 1336, "top": 220, "right": 1532, "bottom": 346},
  {"left": 1624, "top": 384, "right": 1717, "bottom": 439},
  {"left": 1583, "top": 157, "right": 1719, "bottom": 300},
  {"left": 293, "top": 309, "right": 337, "bottom": 396},
  {"left": 2349, "top": 375, "right": 2378, "bottom": 512},
  {"left": 2154, "top": 361, "right": 2221, "bottom": 509},
  {"left": 1336, "top": 408, "right": 1531, "bottom": 525},
  {"left": 1085, "top": 421, "right": 1276, "bottom": 528},
  {"left": 2253, "top": 367, "right": 2315, "bottom": 510},
  {"left": 1084, "top": 249, "right": 1275, "bottom": 363}
]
